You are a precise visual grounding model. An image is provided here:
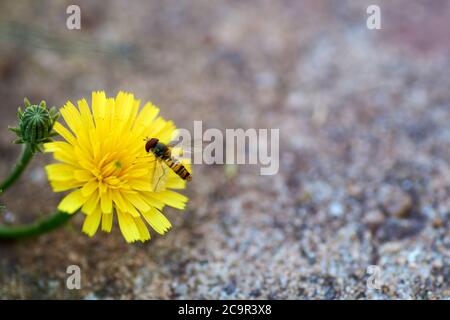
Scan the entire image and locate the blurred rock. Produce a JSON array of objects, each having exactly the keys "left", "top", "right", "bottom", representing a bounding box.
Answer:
[
  {"left": 363, "top": 209, "right": 385, "bottom": 226},
  {"left": 378, "top": 185, "right": 413, "bottom": 218}
]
